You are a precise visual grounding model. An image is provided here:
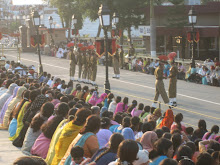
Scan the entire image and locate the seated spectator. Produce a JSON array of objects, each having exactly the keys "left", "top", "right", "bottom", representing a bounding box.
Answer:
[
  {"left": 13, "top": 156, "right": 47, "bottom": 165},
  {"left": 202, "top": 125, "right": 219, "bottom": 141},
  {"left": 139, "top": 105, "right": 150, "bottom": 122},
  {"left": 149, "top": 59, "right": 155, "bottom": 75},
  {"left": 70, "top": 146, "right": 86, "bottom": 165},
  {"left": 171, "top": 113, "right": 186, "bottom": 133},
  {"left": 131, "top": 103, "right": 144, "bottom": 117},
  {"left": 108, "top": 96, "right": 121, "bottom": 114},
  {"left": 140, "top": 131, "right": 158, "bottom": 152},
  {"left": 178, "top": 63, "right": 186, "bottom": 80}
]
